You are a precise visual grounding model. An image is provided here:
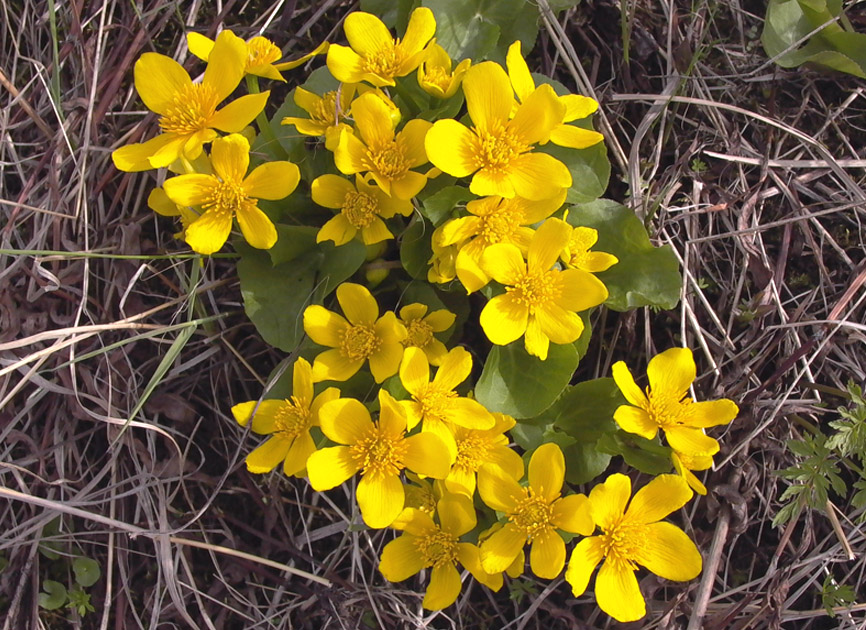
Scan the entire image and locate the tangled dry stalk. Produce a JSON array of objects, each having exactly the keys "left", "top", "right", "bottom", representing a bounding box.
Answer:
[{"left": 1, "top": 0, "right": 865, "bottom": 628}]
